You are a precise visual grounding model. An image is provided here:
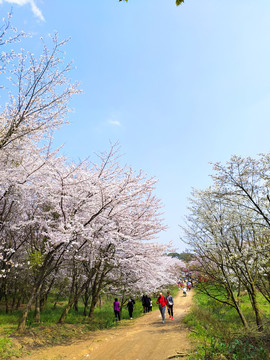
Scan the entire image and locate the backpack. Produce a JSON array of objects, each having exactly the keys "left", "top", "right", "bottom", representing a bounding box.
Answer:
[{"left": 168, "top": 295, "right": 173, "bottom": 306}]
